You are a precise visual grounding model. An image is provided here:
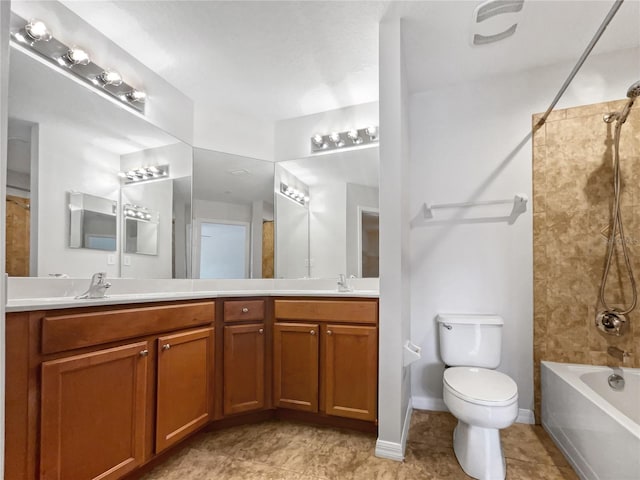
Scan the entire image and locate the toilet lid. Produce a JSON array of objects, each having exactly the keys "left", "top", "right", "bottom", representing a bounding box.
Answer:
[{"left": 444, "top": 367, "right": 518, "bottom": 406}]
